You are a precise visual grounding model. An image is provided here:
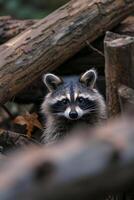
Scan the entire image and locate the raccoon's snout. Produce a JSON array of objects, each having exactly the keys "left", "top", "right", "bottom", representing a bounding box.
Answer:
[
  {"left": 69, "top": 111, "right": 78, "bottom": 120},
  {"left": 64, "top": 106, "right": 83, "bottom": 120}
]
